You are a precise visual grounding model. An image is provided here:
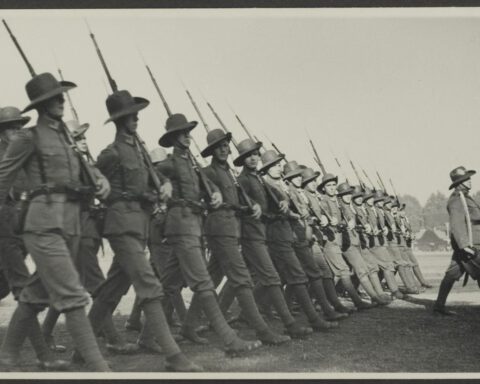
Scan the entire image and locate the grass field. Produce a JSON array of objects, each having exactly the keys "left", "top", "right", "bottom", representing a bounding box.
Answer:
[{"left": 1, "top": 250, "right": 480, "bottom": 373}]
